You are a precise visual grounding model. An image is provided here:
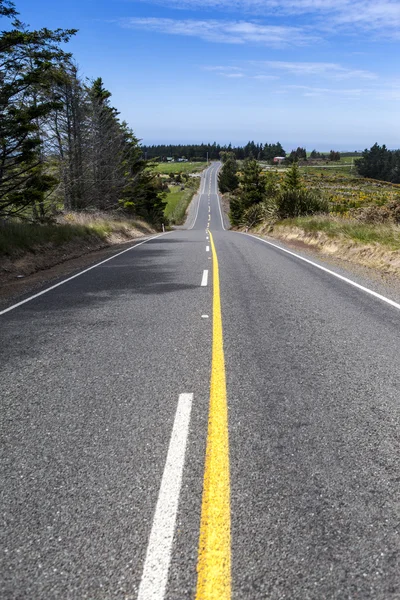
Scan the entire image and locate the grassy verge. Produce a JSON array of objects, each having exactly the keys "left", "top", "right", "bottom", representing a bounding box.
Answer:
[
  {"left": 164, "top": 183, "right": 198, "bottom": 224},
  {"left": 275, "top": 215, "right": 400, "bottom": 250},
  {"left": 0, "top": 212, "right": 154, "bottom": 257}
]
